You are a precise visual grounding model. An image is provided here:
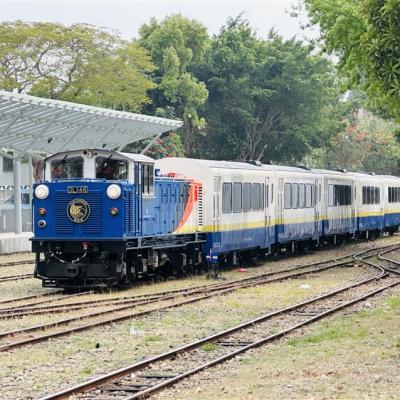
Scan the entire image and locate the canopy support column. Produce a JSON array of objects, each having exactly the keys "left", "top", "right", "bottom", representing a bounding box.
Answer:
[
  {"left": 28, "top": 155, "right": 33, "bottom": 227},
  {"left": 13, "top": 158, "right": 22, "bottom": 234}
]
